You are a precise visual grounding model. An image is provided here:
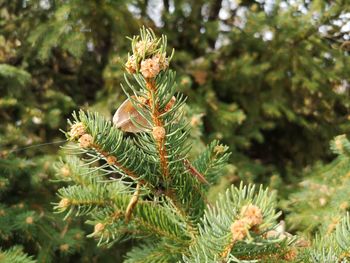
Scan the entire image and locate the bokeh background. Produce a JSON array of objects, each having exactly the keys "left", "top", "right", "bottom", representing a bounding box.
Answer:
[{"left": 1, "top": 0, "right": 350, "bottom": 262}]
